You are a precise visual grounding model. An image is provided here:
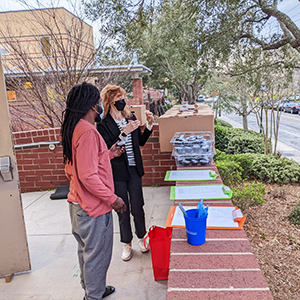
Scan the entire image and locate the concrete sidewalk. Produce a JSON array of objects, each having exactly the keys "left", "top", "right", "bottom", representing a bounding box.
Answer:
[
  {"left": 219, "top": 115, "right": 300, "bottom": 164},
  {"left": 0, "top": 186, "right": 172, "bottom": 300}
]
